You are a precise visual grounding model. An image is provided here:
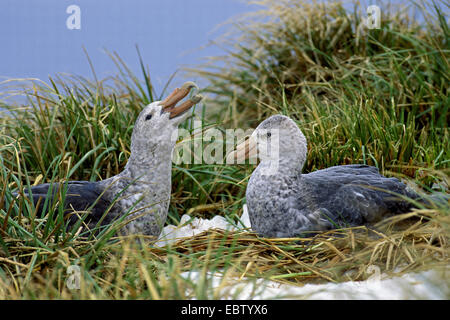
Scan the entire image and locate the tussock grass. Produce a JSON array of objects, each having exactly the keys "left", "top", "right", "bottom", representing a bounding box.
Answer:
[
  {"left": 190, "top": 0, "right": 449, "bottom": 175},
  {"left": 0, "top": 0, "right": 449, "bottom": 299},
  {"left": 0, "top": 209, "right": 447, "bottom": 299}
]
